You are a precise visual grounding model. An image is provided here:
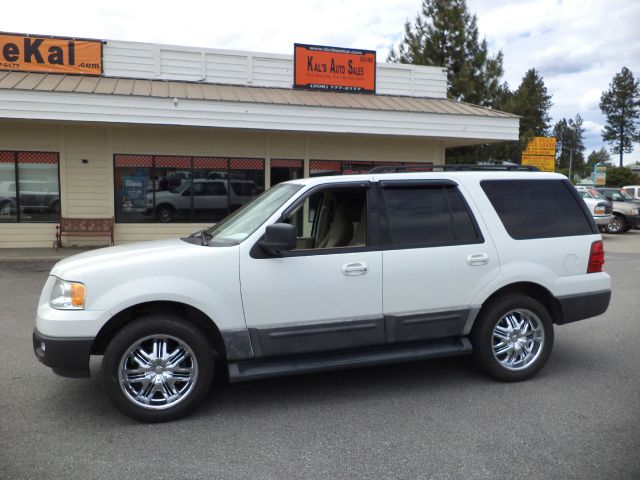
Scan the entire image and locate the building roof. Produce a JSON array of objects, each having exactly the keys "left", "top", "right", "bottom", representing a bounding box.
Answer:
[{"left": 0, "top": 71, "right": 516, "bottom": 119}]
